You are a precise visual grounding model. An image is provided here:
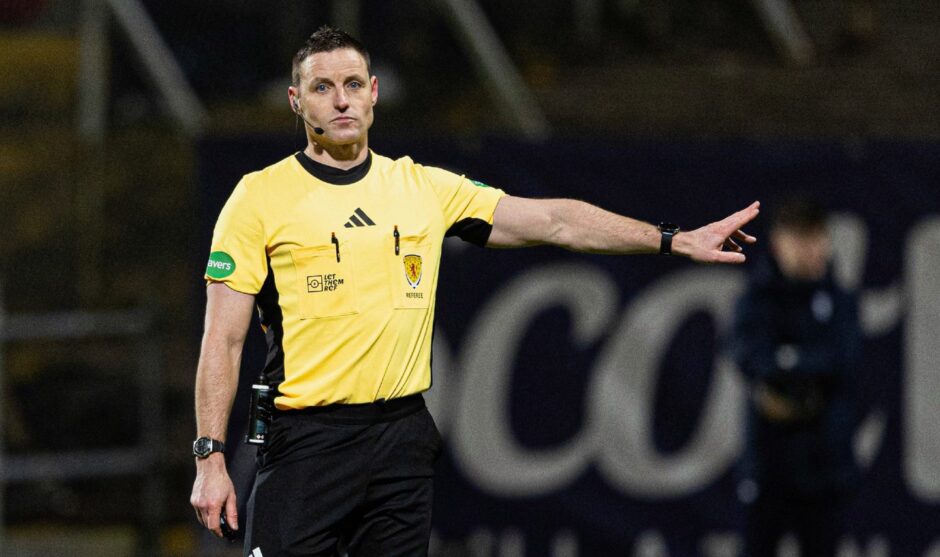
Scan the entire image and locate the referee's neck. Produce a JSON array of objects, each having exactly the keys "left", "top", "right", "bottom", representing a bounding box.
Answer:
[{"left": 304, "top": 140, "right": 369, "bottom": 171}]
